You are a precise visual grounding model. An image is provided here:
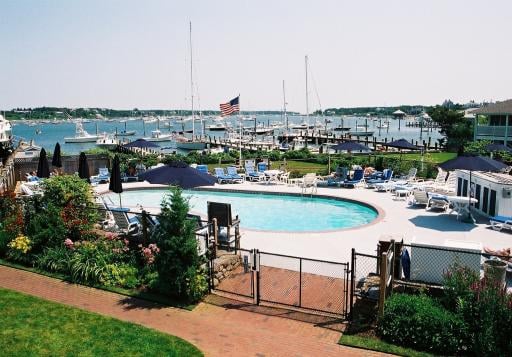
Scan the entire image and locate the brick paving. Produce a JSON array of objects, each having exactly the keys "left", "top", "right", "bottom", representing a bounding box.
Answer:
[
  {"left": 0, "top": 265, "right": 387, "bottom": 356},
  {"left": 217, "top": 265, "right": 346, "bottom": 315}
]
